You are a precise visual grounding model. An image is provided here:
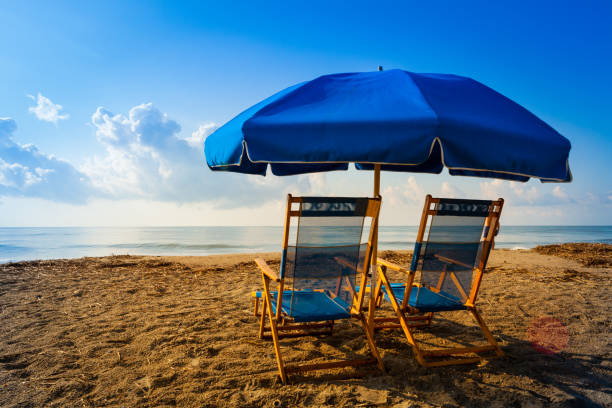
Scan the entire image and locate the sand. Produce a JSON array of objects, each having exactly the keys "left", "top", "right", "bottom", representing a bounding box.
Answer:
[{"left": 0, "top": 245, "right": 610, "bottom": 407}]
